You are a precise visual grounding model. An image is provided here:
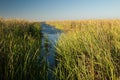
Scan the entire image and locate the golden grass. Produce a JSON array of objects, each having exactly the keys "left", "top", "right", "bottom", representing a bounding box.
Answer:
[{"left": 52, "top": 20, "right": 120, "bottom": 80}]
